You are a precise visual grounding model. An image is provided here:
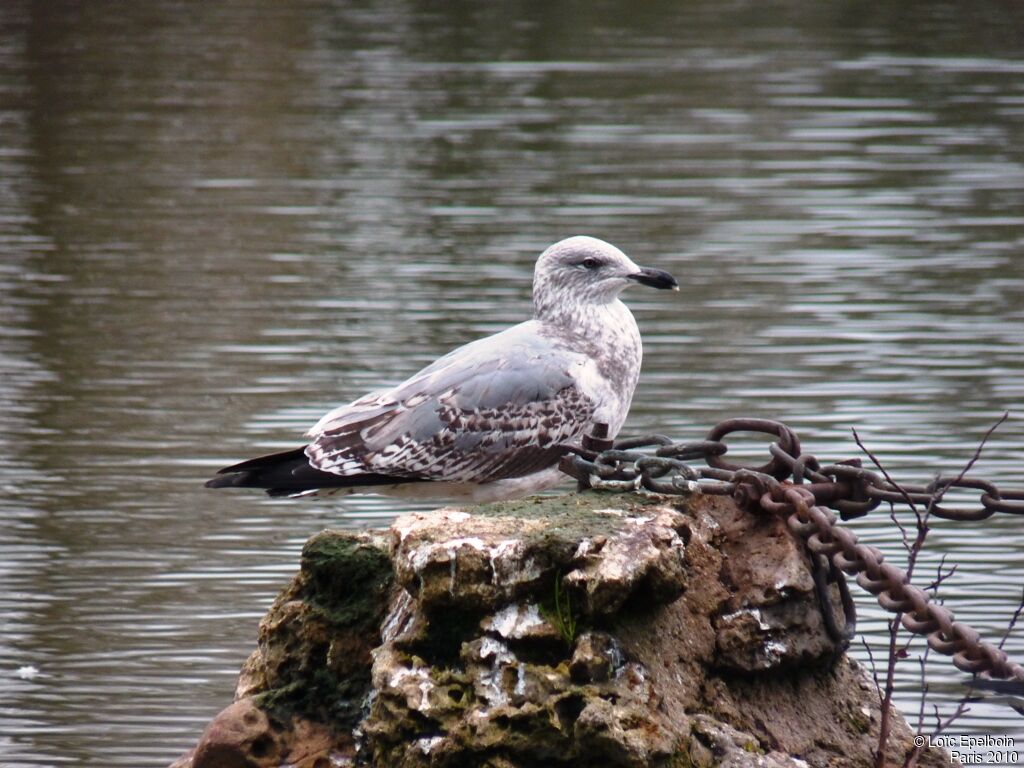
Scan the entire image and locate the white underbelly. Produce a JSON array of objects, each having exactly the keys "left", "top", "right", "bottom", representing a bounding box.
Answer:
[
  {"left": 299, "top": 466, "right": 570, "bottom": 504},
  {"left": 379, "top": 466, "right": 570, "bottom": 503}
]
